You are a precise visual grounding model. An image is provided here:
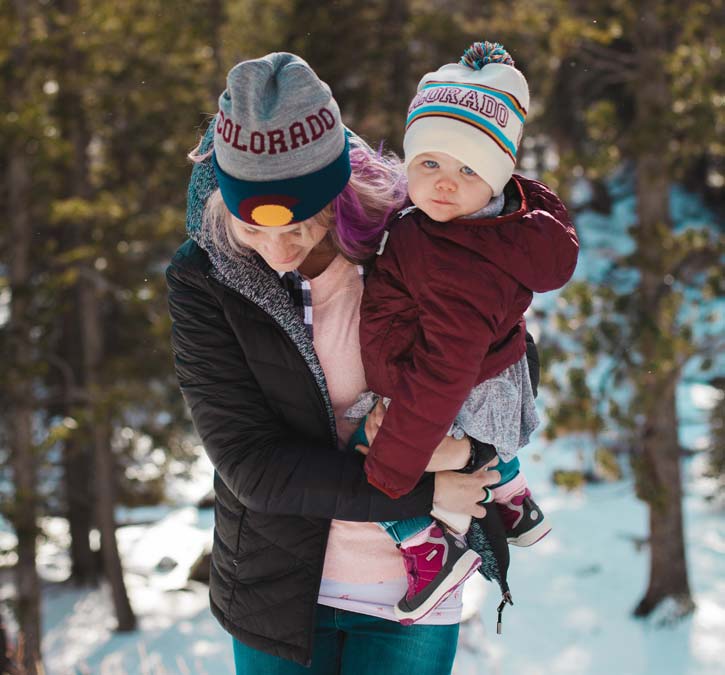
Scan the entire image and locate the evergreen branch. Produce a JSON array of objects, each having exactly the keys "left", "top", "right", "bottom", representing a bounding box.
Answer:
[
  {"left": 585, "top": 69, "right": 638, "bottom": 96},
  {"left": 670, "top": 247, "right": 723, "bottom": 285},
  {"left": 578, "top": 40, "right": 638, "bottom": 68},
  {"left": 595, "top": 339, "right": 635, "bottom": 419},
  {"left": 580, "top": 42, "right": 637, "bottom": 73}
]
